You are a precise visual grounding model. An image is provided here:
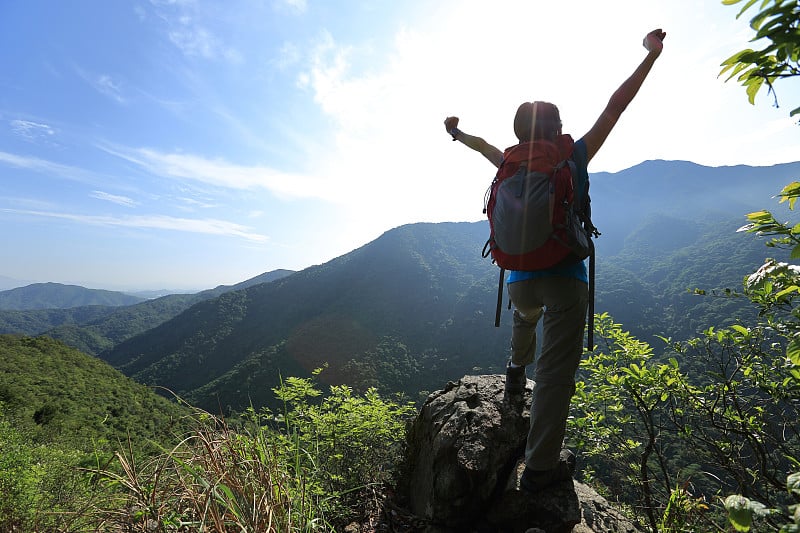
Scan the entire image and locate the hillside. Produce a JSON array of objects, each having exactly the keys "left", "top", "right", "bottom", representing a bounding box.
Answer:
[
  {"left": 0, "top": 282, "right": 144, "bottom": 310},
  {"left": 0, "top": 334, "right": 189, "bottom": 448},
  {"left": 99, "top": 223, "right": 776, "bottom": 413},
  {"left": 100, "top": 222, "right": 506, "bottom": 409}
]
